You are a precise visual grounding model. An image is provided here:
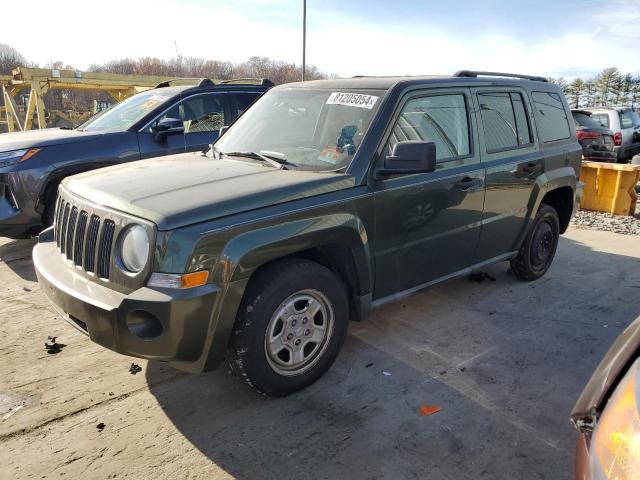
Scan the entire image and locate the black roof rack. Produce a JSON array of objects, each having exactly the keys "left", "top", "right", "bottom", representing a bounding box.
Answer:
[
  {"left": 453, "top": 70, "right": 548, "bottom": 82},
  {"left": 155, "top": 78, "right": 215, "bottom": 88},
  {"left": 219, "top": 78, "right": 275, "bottom": 87}
]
